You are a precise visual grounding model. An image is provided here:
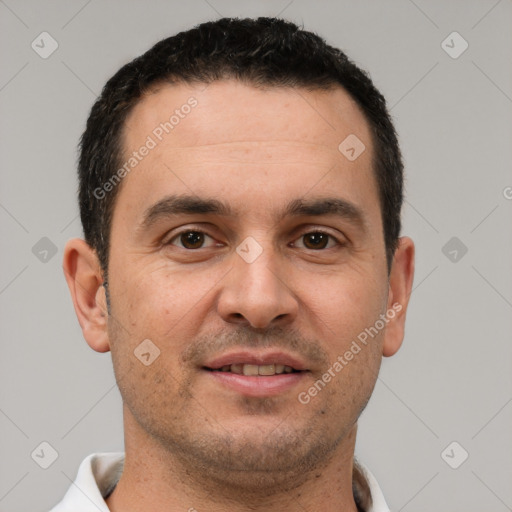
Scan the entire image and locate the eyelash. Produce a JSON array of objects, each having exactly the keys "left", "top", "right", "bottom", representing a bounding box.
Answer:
[
  {"left": 165, "top": 228, "right": 343, "bottom": 250},
  {"left": 166, "top": 230, "right": 220, "bottom": 249},
  {"left": 291, "top": 230, "right": 341, "bottom": 250}
]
